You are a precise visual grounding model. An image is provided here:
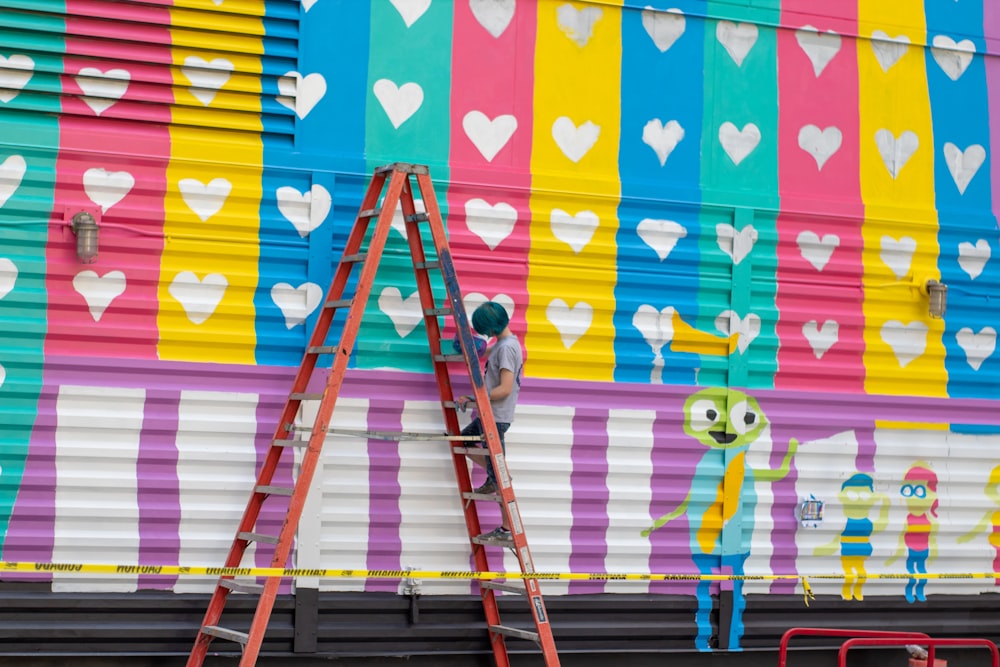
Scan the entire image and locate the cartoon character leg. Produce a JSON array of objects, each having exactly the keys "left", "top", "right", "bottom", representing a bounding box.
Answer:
[
  {"left": 841, "top": 556, "right": 866, "bottom": 600},
  {"left": 993, "top": 547, "right": 1000, "bottom": 587},
  {"left": 691, "top": 552, "right": 717, "bottom": 651},
  {"left": 911, "top": 549, "right": 928, "bottom": 602},
  {"left": 904, "top": 549, "right": 919, "bottom": 603},
  {"left": 723, "top": 552, "right": 749, "bottom": 651}
]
